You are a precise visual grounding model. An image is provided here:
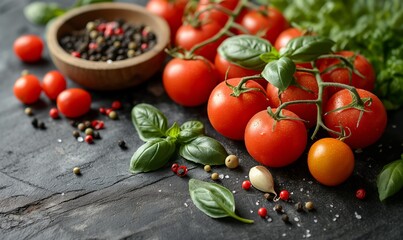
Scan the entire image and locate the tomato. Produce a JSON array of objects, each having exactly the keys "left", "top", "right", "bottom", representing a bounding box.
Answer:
[
  {"left": 266, "top": 71, "right": 326, "bottom": 129},
  {"left": 13, "top": 35, "right": 43, "bottom": 62},
  {"left": 146, "top": 0, "right": 187, "bottom": 43},
  {"left": 175, "top": 21, "right": 226, "bottom": 62},
  {"left": 324, "top": 89, "right": 387, "bottom": 149},
  {"left": 214, "top": 52, "right": 264, "bottom": 84},
  {"left": 163, "top": 58, "right": 219, "bottom": 106},
  {"left": 316, "top": 51, "right": 375, "bottom": 96},
  {"left": 13, "top": 74, "right": 42, "bottom": 104},
  {"left": 274, "top": 28, "right": 303, "bottom": 51},
  {"left": 197, "top": 0, "right": 239, "bottom": 26},
  {"left": 41, "top": 71, "right": 67, "bottom": 100},
  {"left": 308, "top": 138, "right": 354, "bottom": 186},
  {"left": 207, "top": 77, "right": 269, "bottom": 140},
  {"left": 57, "top": 88, "right": 91, "bottom": 118},
  {"left": 244, "top": 108, "right": 307, "bottom": 167},
  {"left": 237, "top": 7, "right": 289, "bottom": 44}
]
